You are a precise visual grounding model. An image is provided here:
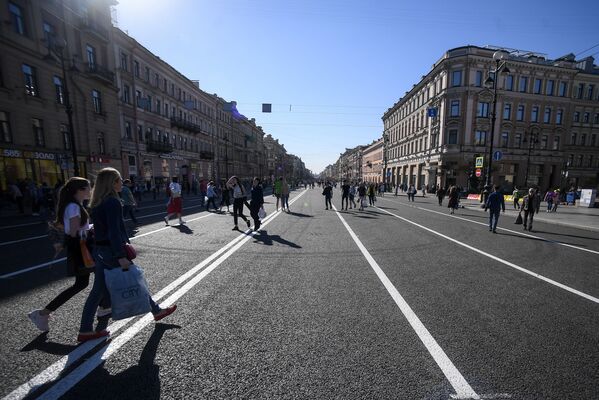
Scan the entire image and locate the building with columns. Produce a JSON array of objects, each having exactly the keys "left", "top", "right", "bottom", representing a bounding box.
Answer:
[{"left": 382, "top": 45, "right": 599, "bottom": 192}]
